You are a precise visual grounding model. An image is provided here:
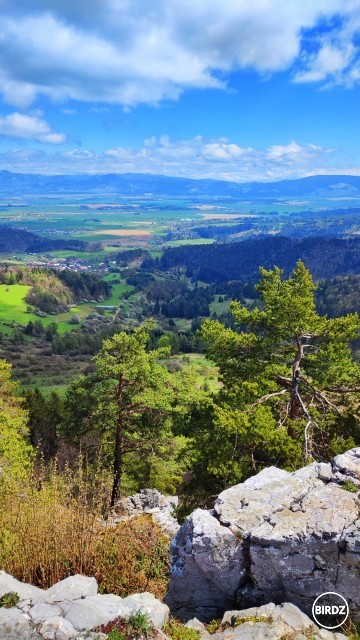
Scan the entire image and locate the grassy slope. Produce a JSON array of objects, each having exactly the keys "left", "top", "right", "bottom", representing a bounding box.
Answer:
[
  {"left": 0, "top": 283, "right": 96, "bottom": 333},
  {"left": 0, "top": 270, "right": 137, "bottom": 335},
  {"left": 0, "top": 284, "right": 32, "bottom": 324}
]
